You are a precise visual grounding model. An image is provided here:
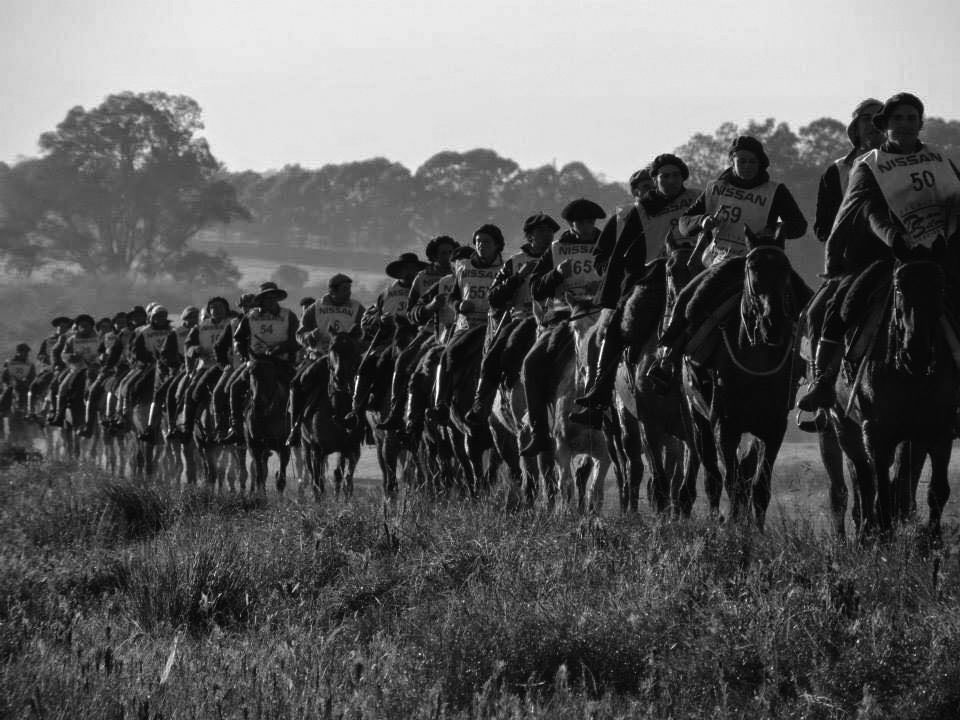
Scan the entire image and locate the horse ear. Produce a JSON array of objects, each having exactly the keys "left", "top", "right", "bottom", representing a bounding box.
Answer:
[{"left": 743, "top": 224, "right": 757, "bottom": 252}]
